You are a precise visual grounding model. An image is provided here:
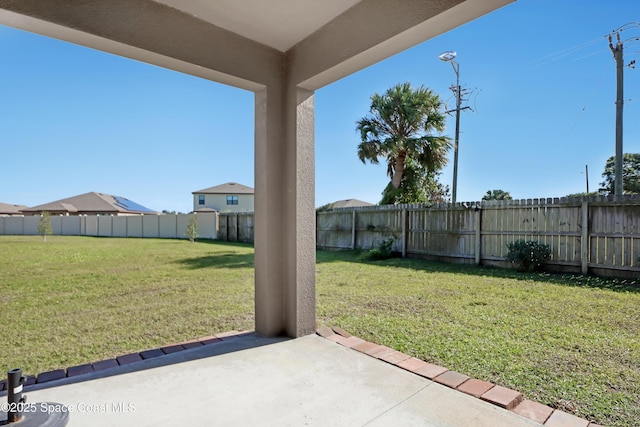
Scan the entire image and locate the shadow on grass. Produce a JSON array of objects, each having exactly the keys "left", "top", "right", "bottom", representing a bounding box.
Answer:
[
  {"left": 195, "top": 239, "right": 254, "bottom": 249},
  {"left": 316, "top": 248, "right": 640, "bottom": 293},
  {"left": 176, "top": 253, "right": 254, "bottom": 269},
  {"left": 176, "top": 240, "right": 254, "bottom": 269},
  {"left": 187, "top": 240, "right": 640, "bottom": 293}
]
